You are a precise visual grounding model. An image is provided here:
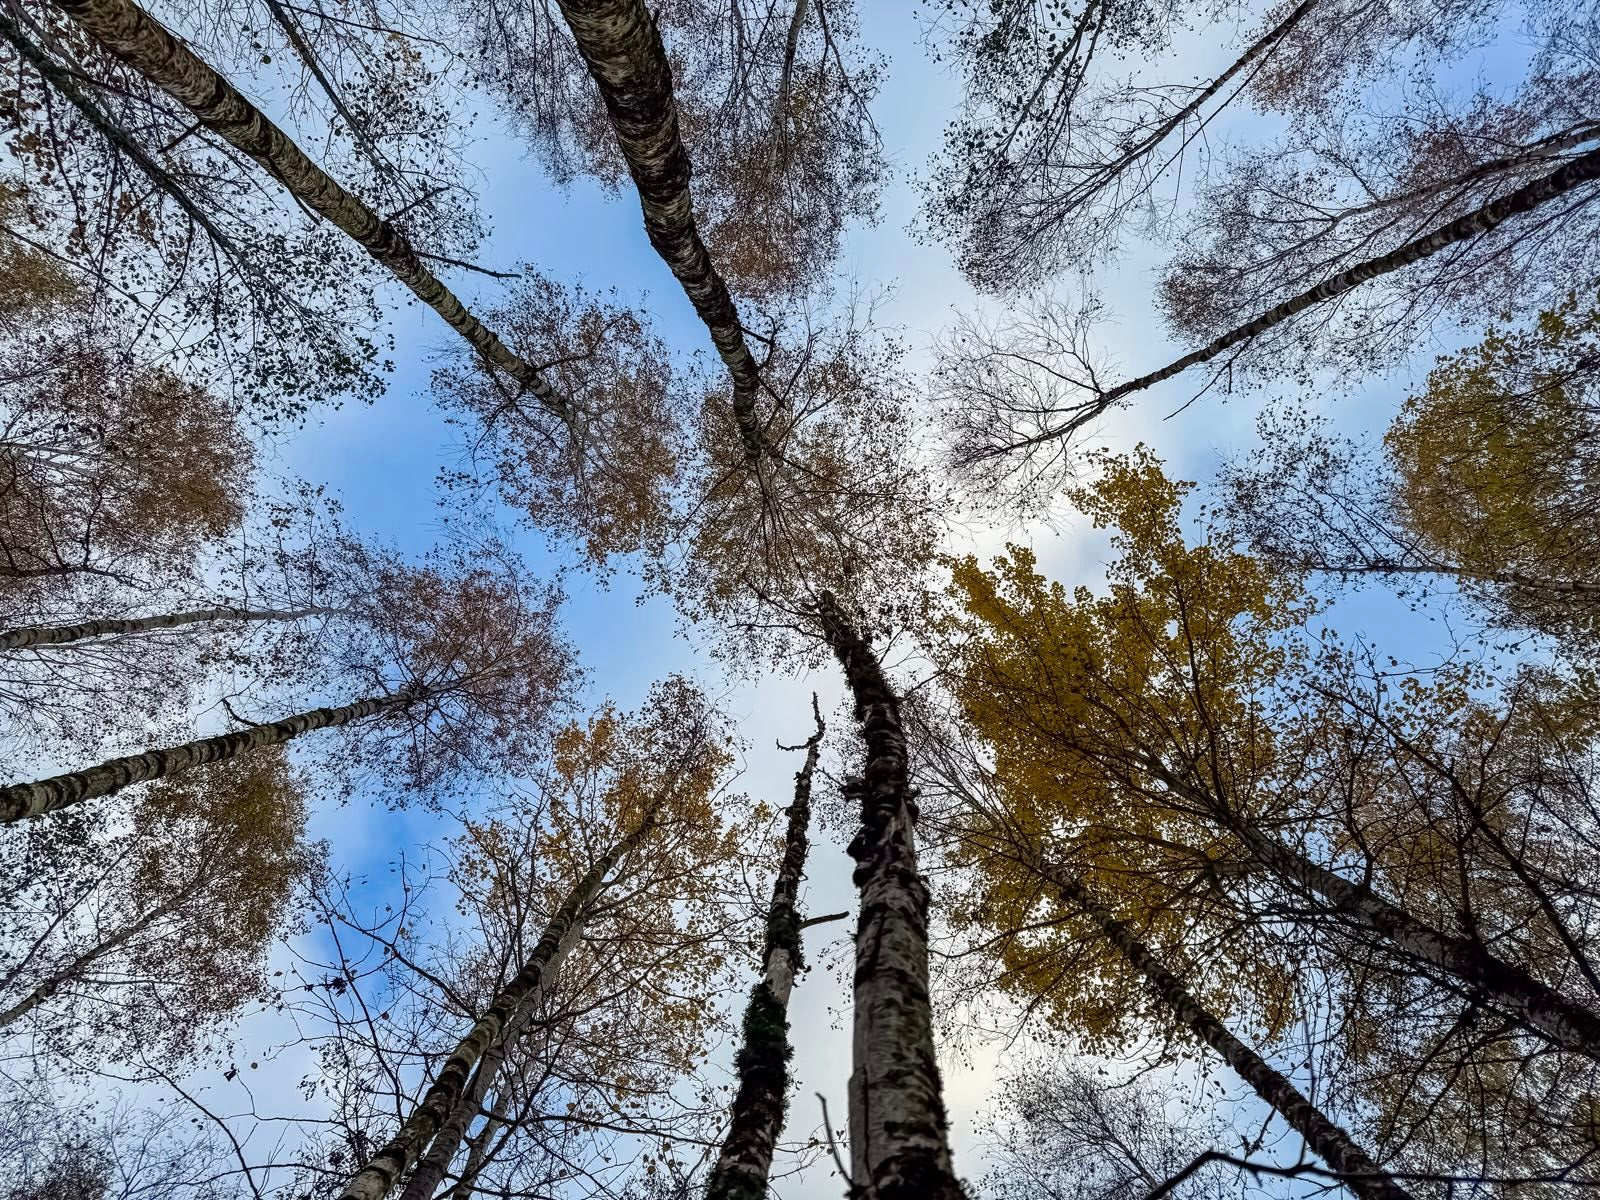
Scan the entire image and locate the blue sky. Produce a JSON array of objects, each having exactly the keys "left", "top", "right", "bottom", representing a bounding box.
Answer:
[{"left": 165, "top": 2, "right": 1539, "bottom": 1195}]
